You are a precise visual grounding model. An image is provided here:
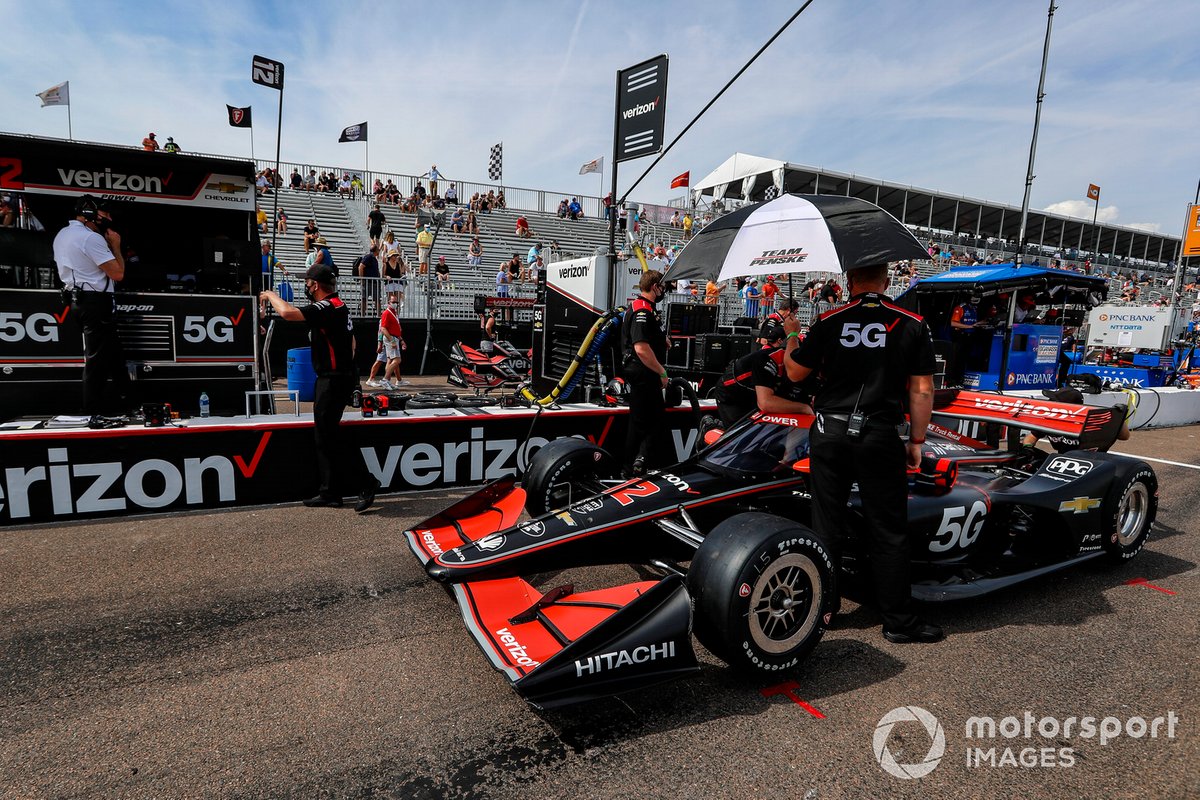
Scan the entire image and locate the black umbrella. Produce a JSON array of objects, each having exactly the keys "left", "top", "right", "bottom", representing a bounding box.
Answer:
[{"left": 665, "top": 194, "right": 928, "bottom": 284}]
